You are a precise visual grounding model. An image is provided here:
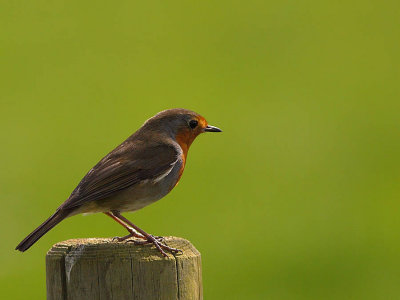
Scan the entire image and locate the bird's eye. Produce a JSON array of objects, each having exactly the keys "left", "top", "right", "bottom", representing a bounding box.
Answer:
[{"left": 189, "top": 120, "right": 198, "bottom": 129}]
